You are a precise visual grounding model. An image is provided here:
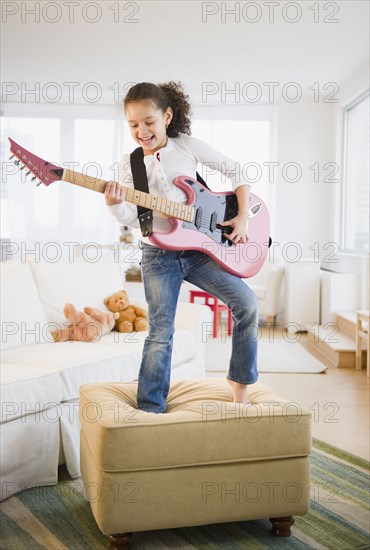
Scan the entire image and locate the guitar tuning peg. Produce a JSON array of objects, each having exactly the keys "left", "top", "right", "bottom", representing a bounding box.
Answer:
[
  {"left": 9, "top": 155, "right": 15, "bottom": 160},
  {"left": 26, "top": 171, "right": 31, "bottom": 176},
  {"left": 19, "top": 165, "right": 25, "bottom": 170},
  {"left": 36, "top": 181, "right": 42, "bottom": 187},
  {"left": 14, "top": 160, "right": 20, "bottom": 166},
  {"left": 31, "top": 176, "right": 37, "bottom": 182}
]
